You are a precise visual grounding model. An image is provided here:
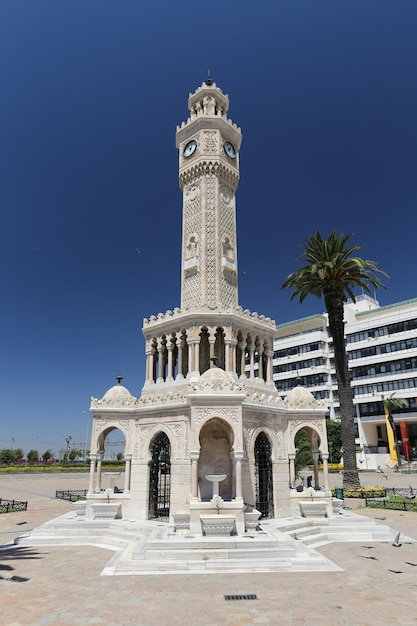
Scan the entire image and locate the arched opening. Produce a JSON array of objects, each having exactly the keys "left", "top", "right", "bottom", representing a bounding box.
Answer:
[
  {"left": 148, "top": 432, "right": 171, "bottom": 521},
  {"left": 97, "top": 427, "right": 126, "bottom": 463},
  {"left": 180, "top": 329, "right": 188, "bottom": 378},
  {"left": 214, "top": 326, "right": 225, "bottom": 369},
  {"left": 292, "top": 426, "right": 322, "bottom": 490},
  {"left": 198, "top": 418, "right": 233, "bottom": 500},
  {"left": 199, "top": 327, "right": 210, "bottom": 374},
  {"left": 254, "top": 432, "right": 274, "bottom": 518}
]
